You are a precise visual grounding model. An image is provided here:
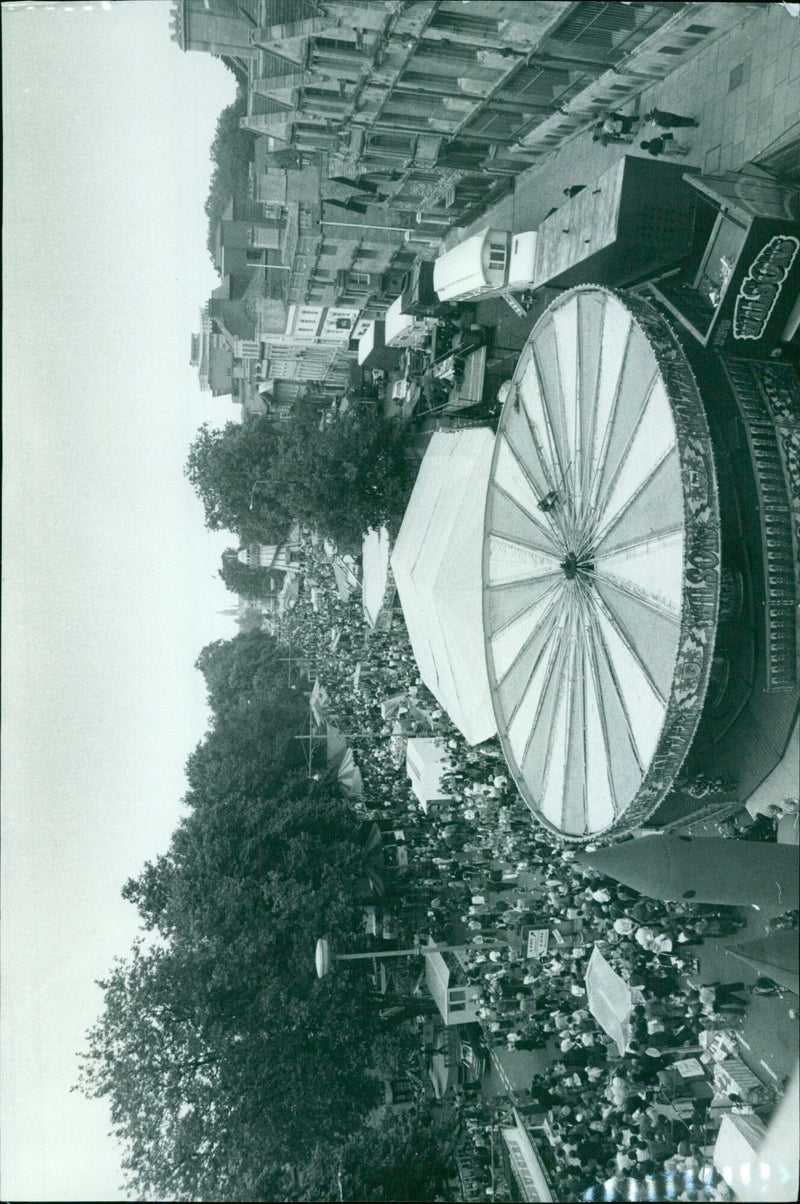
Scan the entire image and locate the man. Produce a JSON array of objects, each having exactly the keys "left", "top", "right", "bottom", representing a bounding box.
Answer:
[
  {"left": 644, "top": 107, "right": 699, "bottom": 129},
  {"left": 640, "top": 134, "right": 691, "bottom": 158},
  {"left": 597, "top": 111, "right": 637, "bottom": 137}
]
